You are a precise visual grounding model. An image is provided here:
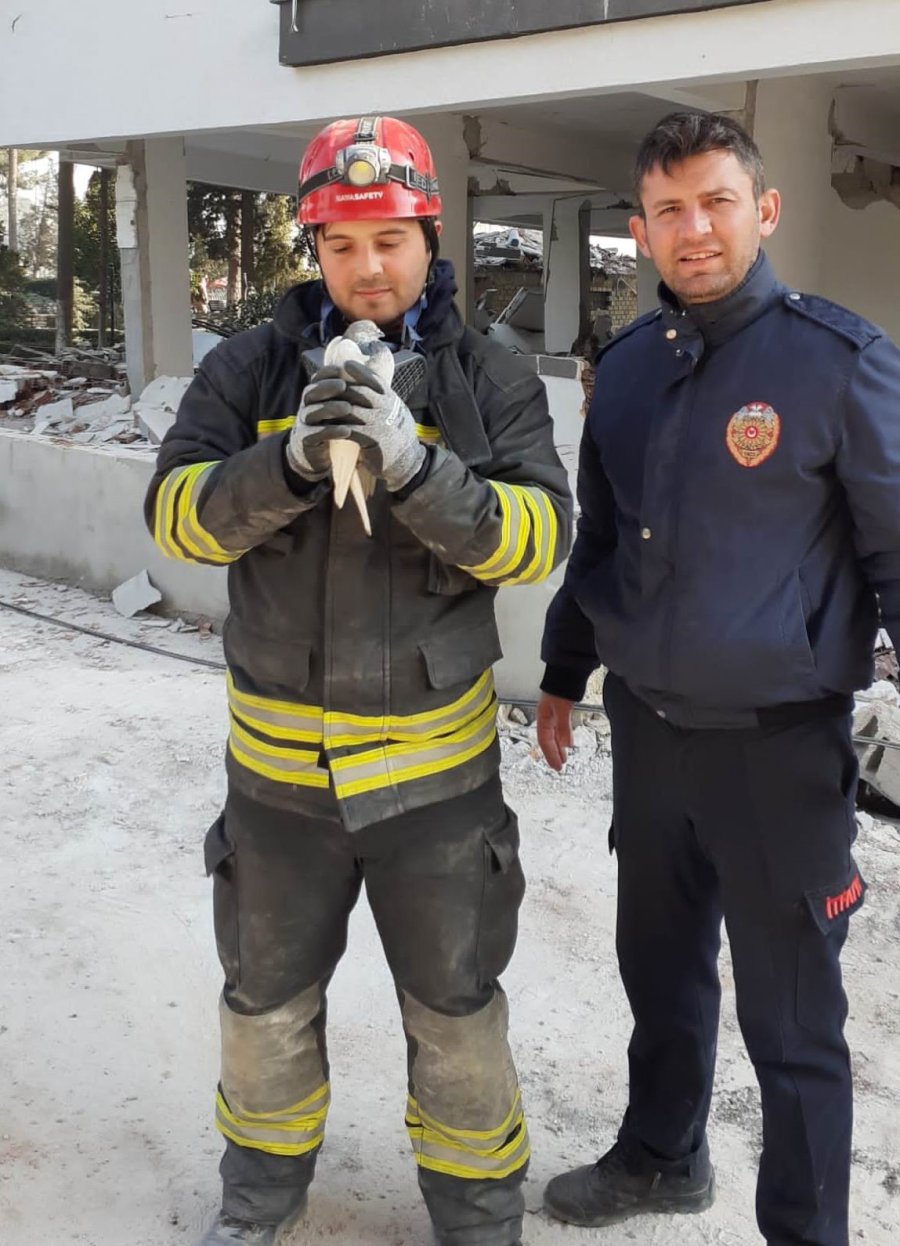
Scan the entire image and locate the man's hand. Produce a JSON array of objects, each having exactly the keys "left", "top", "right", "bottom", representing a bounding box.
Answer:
[
  {"left": 332, "top": 358, "right": 426, "bottom": 493},
  {"left": 286, "top": 367, "right": 359, "bottom": 481},
  {"left": 536, "top": 692, "right": 575, "bottom": 771}
]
